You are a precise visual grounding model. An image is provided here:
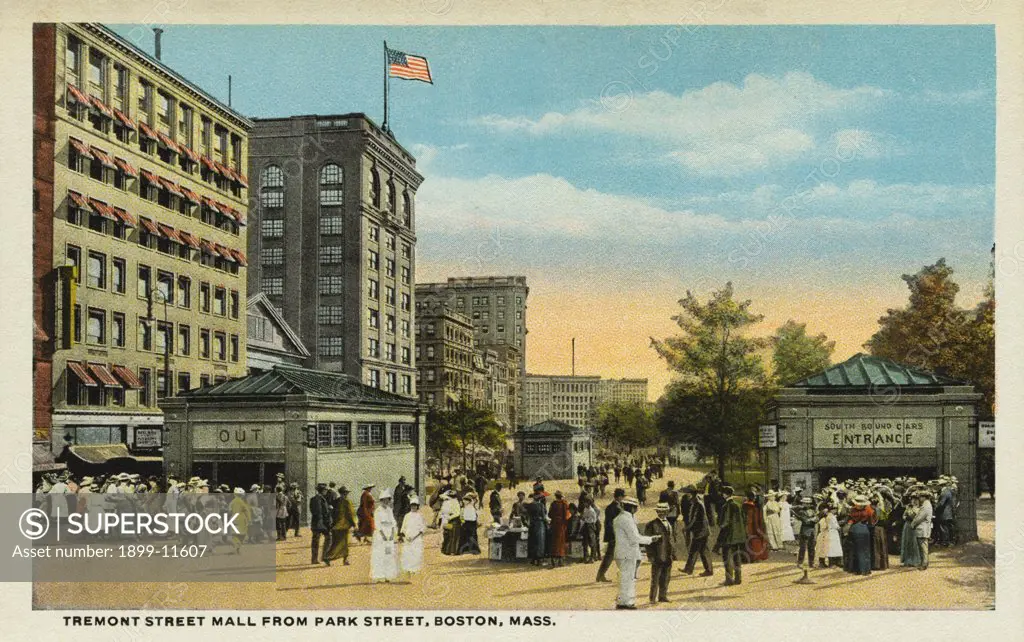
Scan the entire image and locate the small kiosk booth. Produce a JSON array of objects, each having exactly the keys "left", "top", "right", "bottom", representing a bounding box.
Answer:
[{"left": 765, "top": 353, "right": 981, "bottom": 541}]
